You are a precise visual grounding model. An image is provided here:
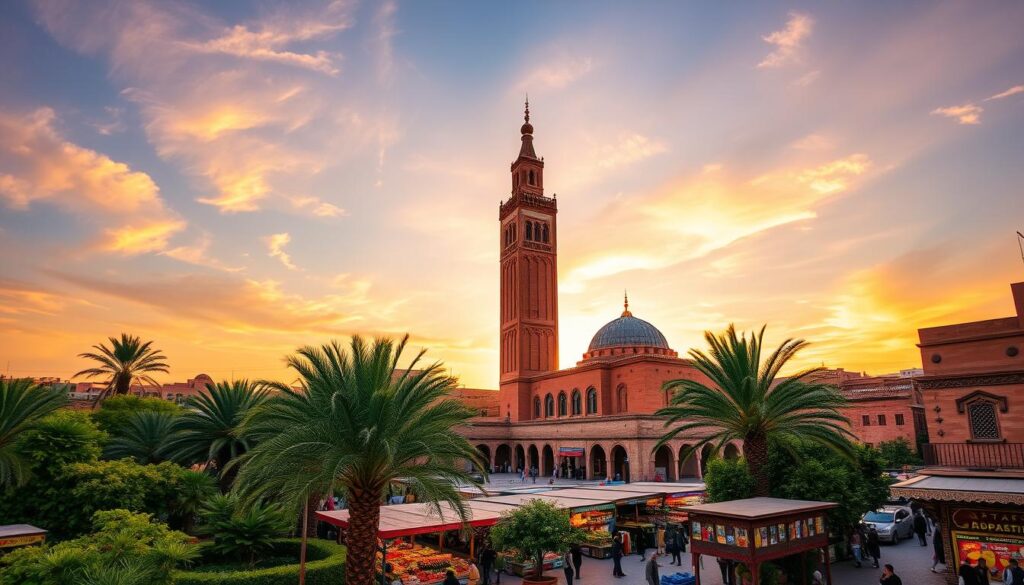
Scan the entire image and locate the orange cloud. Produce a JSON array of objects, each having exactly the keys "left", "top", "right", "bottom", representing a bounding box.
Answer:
[
  {"left": 0, "top": 107, "right": 184, "bottom": 254},
  {"left": 265, "top": 233, "right": 298, "bottom": 270},
  {"left": 931, "top": 103, "right": 983, "bottom": 124},
  {"left": 758, "top": 12, "right": 814, "bottom": 68},
  {"left": 986, "top": 84, "right": 1024, "bottom": 101}
]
